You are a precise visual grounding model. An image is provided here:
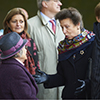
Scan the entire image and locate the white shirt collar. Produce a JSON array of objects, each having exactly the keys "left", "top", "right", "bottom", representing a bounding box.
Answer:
[
  {"left": 15, "top": 58, "right": 24, "bottom": 66},
  {"left": 40, "top": 12, "right": 55, "bottom": 23}
]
